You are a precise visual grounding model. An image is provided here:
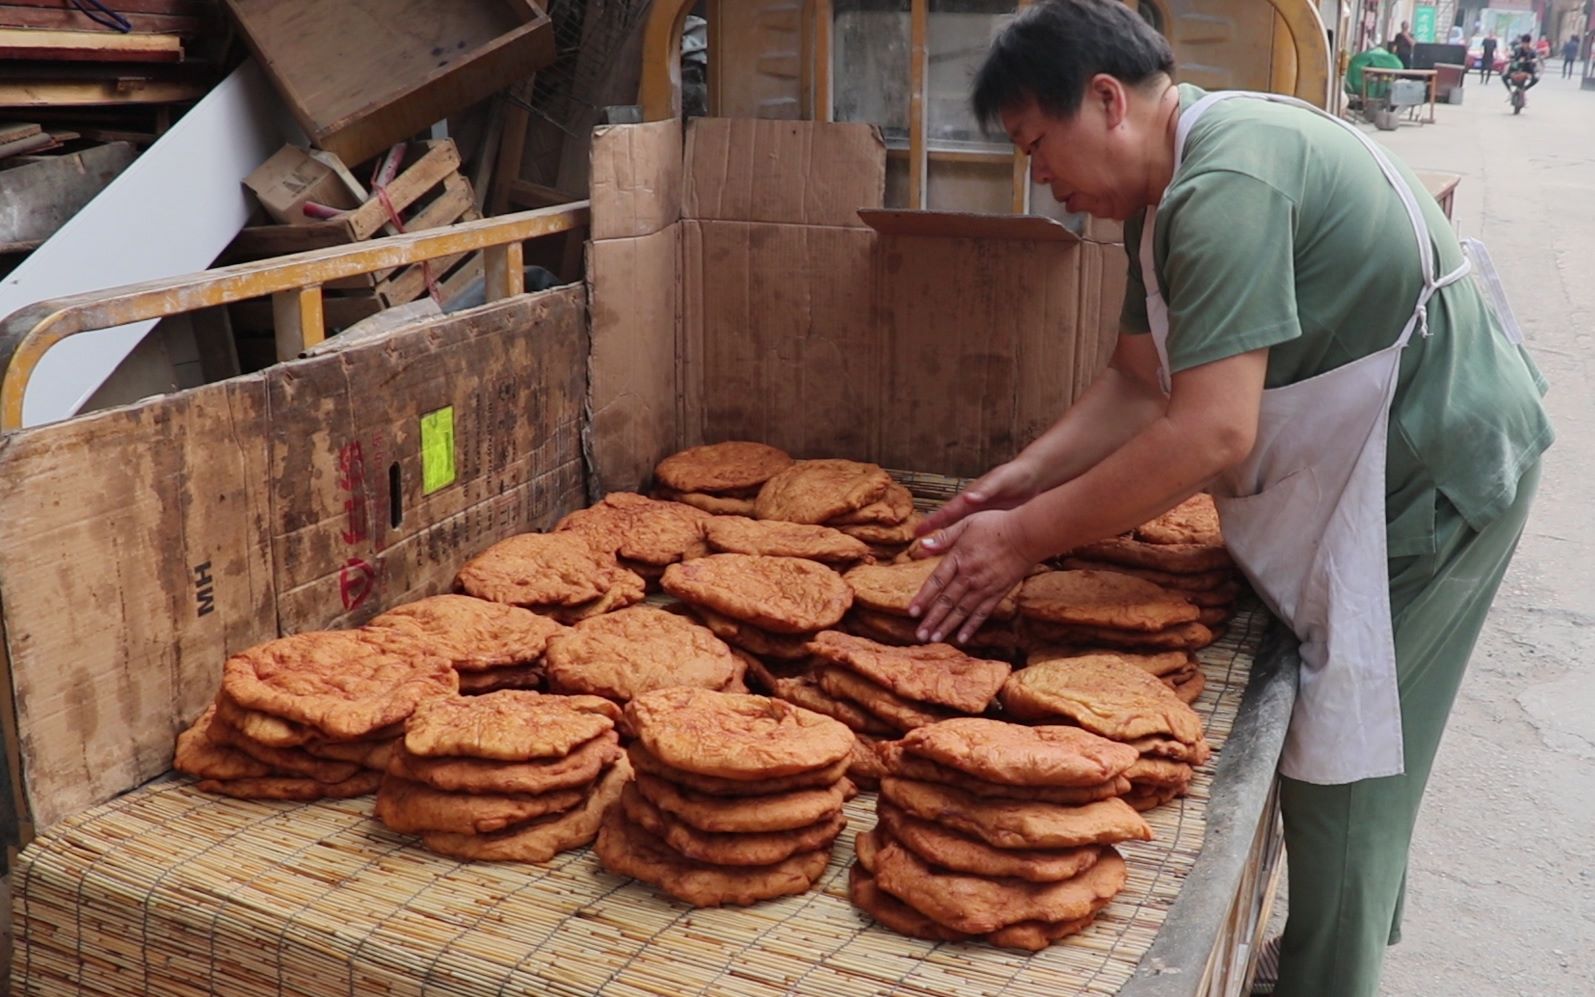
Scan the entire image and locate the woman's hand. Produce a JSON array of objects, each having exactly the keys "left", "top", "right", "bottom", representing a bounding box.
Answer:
[
  {"left": 908, "top": 509, "right": 1039, "bottom": 645},
  {"left": 916, "top": 459, "right": 1039, "bottom": 538}
]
